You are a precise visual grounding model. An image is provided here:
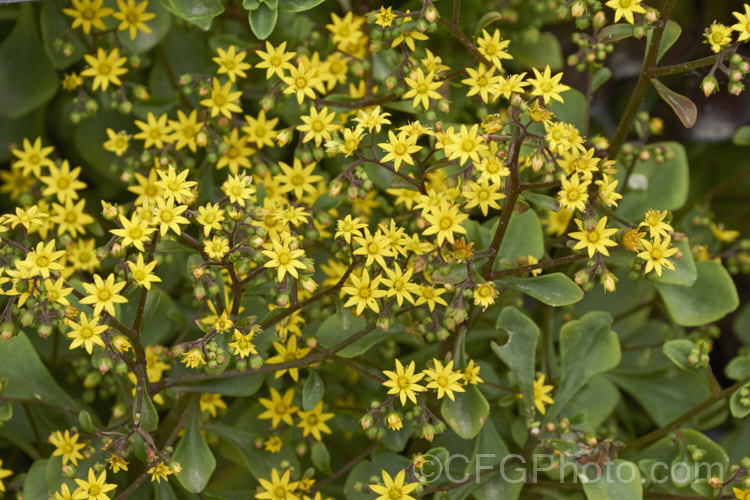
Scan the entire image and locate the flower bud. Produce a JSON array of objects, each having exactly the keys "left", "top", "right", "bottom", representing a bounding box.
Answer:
[{"left": 702, "top": 75, "right": 718, "bottom": 97}]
